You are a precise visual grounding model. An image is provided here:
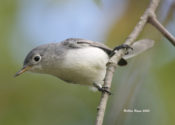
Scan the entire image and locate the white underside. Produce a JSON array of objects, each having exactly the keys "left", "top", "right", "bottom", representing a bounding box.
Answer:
[{"left": 54, "top": 47, "right": 109, "bottom": 86}]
